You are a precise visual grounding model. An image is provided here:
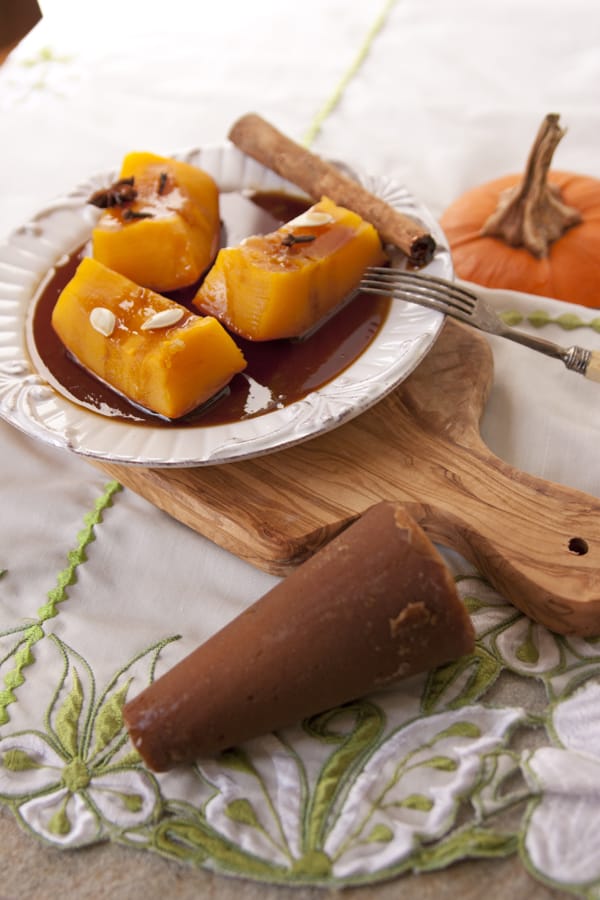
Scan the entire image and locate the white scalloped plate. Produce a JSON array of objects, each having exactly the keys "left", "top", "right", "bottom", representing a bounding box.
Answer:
[{"left": 0, "top": 144, "right": 451, "bottom": 467}]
